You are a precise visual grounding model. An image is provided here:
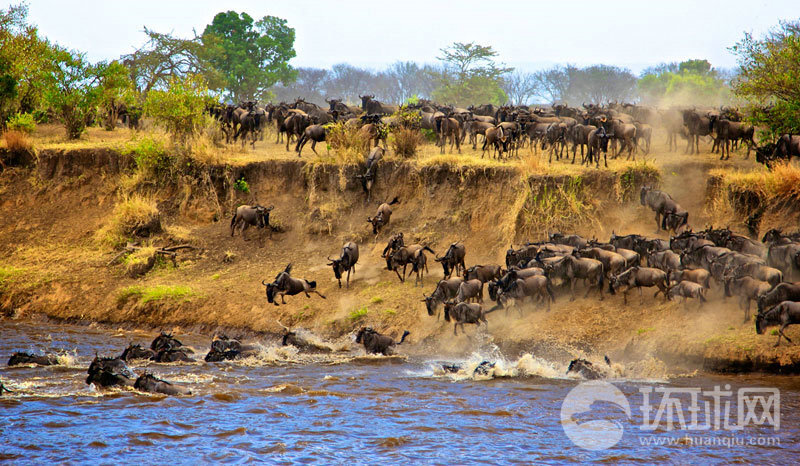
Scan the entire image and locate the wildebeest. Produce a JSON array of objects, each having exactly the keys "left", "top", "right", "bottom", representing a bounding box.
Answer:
[
  {"left": 647, "top": 249, "right": 682, "bottom": 272},
  {"left": 356, "top": 147, "right": 384, "bottom": 202},
  {"left": 482, "top": 125, "right": 506, "bottom": 158},
  {"left": 134, "top": 372, "right": 191, "bottom": 396},
  {"left": 436, "top": 242, "right": 466, "bottom": 279},
  {"left": 566, "top": 356, "right": 611, "bottom": 380},
  {"left": 585, "top": 127, "right": 610, "bottom": 167},
  {"left": 150, "top": 332, "right": 190, "bottom": 354},
  {"left": 154, "top": 346, "right": 194, "bottom": 363},
  {"left": 542, "top": 253, "right": 605, "bottom": 300},
  {"left": 575, "top": 247, "right": 625, "bottom": 278},
  {"left": 388, "top": 245, "right": 435, "bottom": 284},
  {"left": 230, "top": 204, "right": 274, "bottom": 240},
  {"left": 359, "top": 95, "right": 397, "bottom": 115},
  {"left": 264, "top": 263, "right": 326, "bottom": 306},
  {"left": 435, "top": 115, "right": 461, "bottom": 154},
  {"left": 283, "top": 111, "right": 311, "bottom": 151},
  {"left": 367, "top": 196, "right": 399, "bottom": 236},
  {"left": 709, "top": 115, "right": 755, "bottom": 160},
  {"left": 295, "top": 124, "right": 328, "bottom": 156},
  {"left": 666, "top": 281, "right": 707, "bottom": 307},
  {"left": 495, "top": 274, "right": 556, "bottom": 313},
  {"left": 609, "top": 266, "right": 669, "bottom": 305},
  {"left": 119, "top": 344, "right": 156, "bottom": 362},
  {"left": 550, "top": 232, "right": 589, "bottom": 249},
  {"left": 756, "top": 282, "right": 800, "bottom": 313},
  {"left": 328, "top": 241, "right": 359, "bottom": 288},
  {"left": 455, "top": 278, "right": 484, "bottom": 303},
  {"left": 422, "top": 277, "right": 464, "bottom": 318},
  {"left": 443, "top": 301, "right": 501, "bottom": 335},
  {"left": 682, "top": 109, "right": 713, "bottom": 154},
  {"left": 669, "top": 268, "right": 711, "bottom": 289},
  {"left": 724, "top": 275, "right": 772, "bottom": 322},
  {"left": 86, "top": 356, "right": 136, "bottom": 388},
  {"left": 7, "top": 352, "right": 59, "bottom": 366},
  {"left": 640, "top": 186, "right": 686, "bottom": 232},
  {"left": 355, "top": 327, "right": 409, "bottom": 355},
  {"left": 756, "top": 301, "right": 800, "bottom": 346},
  {"left": 465, "top": 264, "right": 503, "bottom": 284}
]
